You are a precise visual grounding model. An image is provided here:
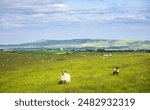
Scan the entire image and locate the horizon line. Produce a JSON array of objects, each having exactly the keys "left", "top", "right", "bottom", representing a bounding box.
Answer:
[{"left": 0, "top": 38, "right": 150, "bottom": 45}]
